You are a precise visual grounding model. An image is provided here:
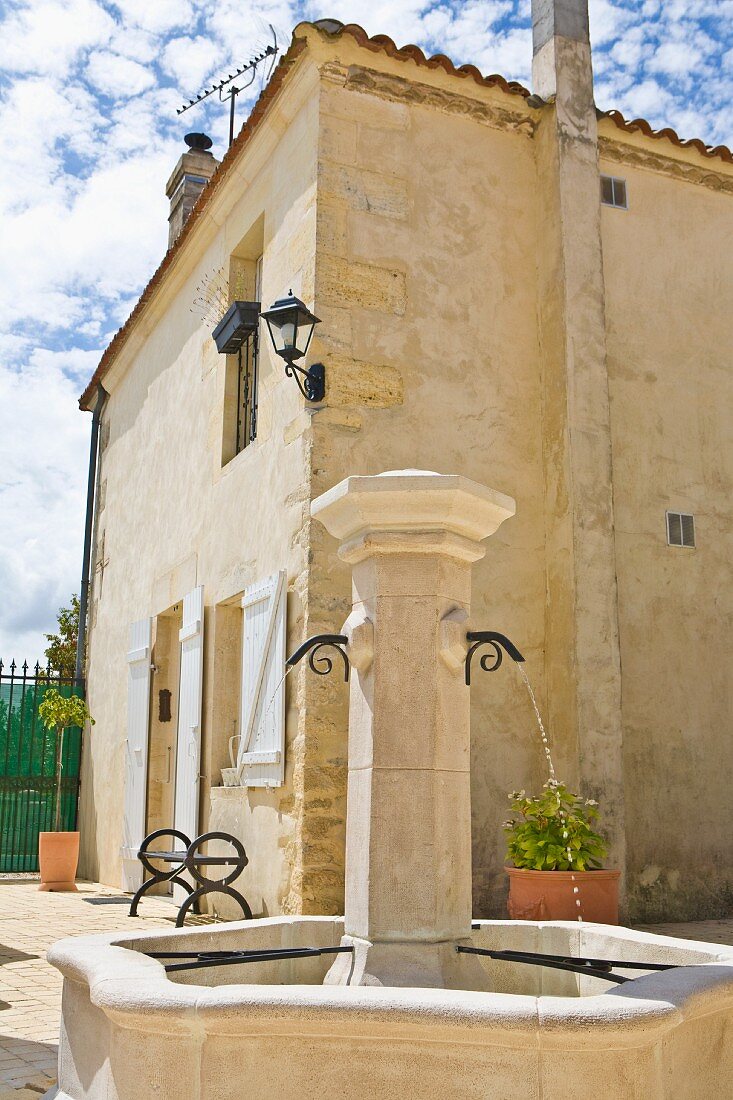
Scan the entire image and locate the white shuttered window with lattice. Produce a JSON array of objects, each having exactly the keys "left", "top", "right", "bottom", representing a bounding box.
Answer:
[
  {"left": 237, "top": 571, "right": 286, "bottom": 788},
  {"left": 121, "top": 617, "right": 152, "bottom": 892}
]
